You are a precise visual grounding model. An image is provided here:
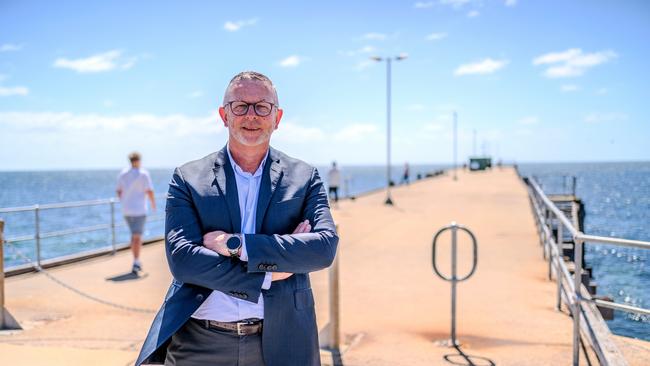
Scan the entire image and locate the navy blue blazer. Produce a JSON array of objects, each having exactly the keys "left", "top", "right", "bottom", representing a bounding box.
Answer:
[{"left": 135, "top": 146, "right": 339, "bottom": 366}]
